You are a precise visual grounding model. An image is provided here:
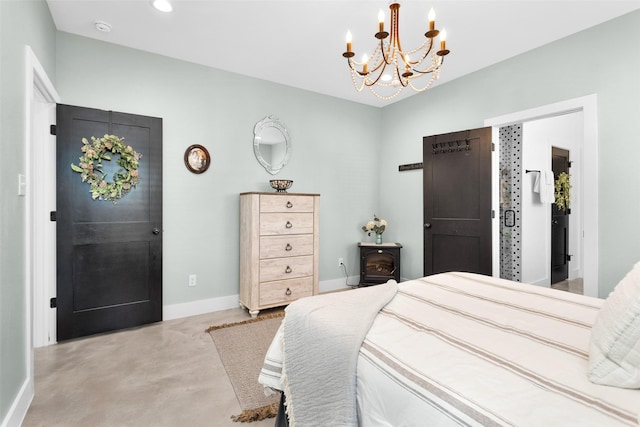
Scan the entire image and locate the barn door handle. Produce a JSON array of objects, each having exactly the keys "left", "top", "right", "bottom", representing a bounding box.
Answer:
[
  {"left": 424, "top": 223, "right": 432, "bottom": 229},
  {"left": 152, "top": 228, "right": 160, "bottom": 235}
]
